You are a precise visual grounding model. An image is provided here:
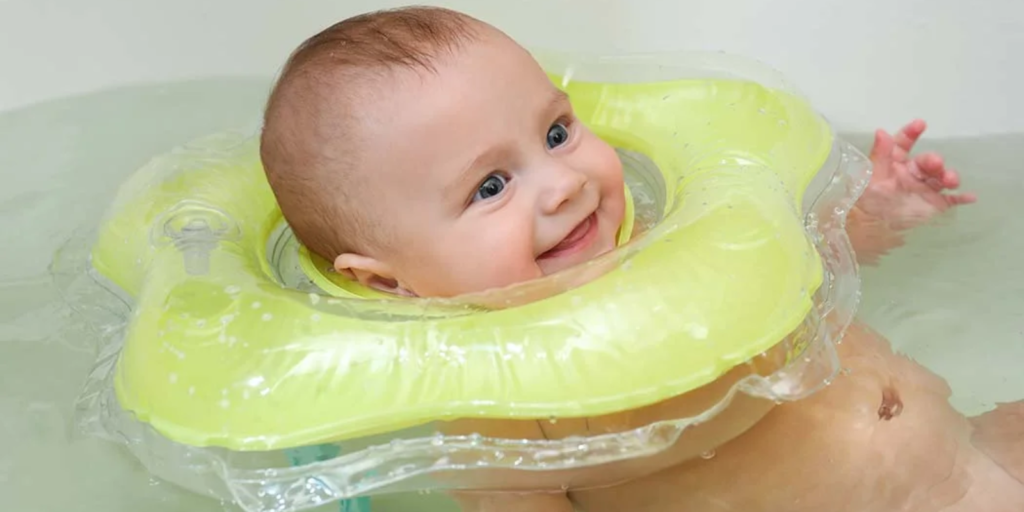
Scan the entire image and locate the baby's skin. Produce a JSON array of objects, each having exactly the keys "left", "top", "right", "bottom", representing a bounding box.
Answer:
[{"left": 450, "top": 122, "right": 1024, "bottom": 512}]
